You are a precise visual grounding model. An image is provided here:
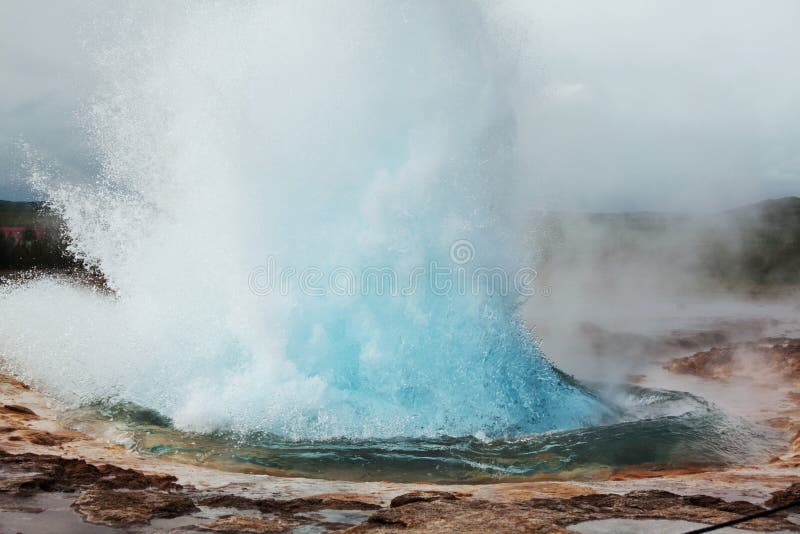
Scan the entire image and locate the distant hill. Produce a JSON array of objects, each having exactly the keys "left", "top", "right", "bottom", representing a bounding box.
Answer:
[
  {"left": 715, "top": 196, "right": 800, "bottom": 289},
  {"left": 533, "top": 196, "right": 800, "bottom": 295},
  {"left": 0, "top": 200, "right": 59, "bottom": 227},
  {"left": 0, "top": 197, "right": 798, "bottom": 292}
]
